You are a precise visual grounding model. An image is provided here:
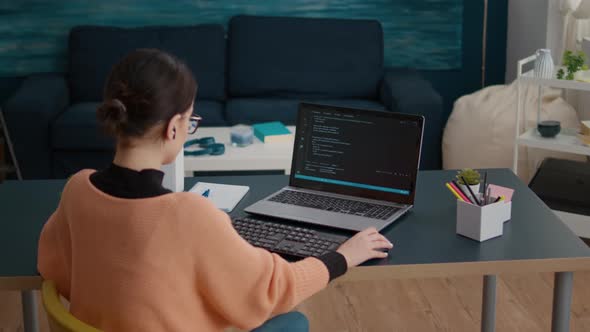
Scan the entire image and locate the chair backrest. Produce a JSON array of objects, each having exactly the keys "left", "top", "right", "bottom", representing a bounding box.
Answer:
[{"left": 41, "top": 280, "right": 102, "bottom": 332}]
